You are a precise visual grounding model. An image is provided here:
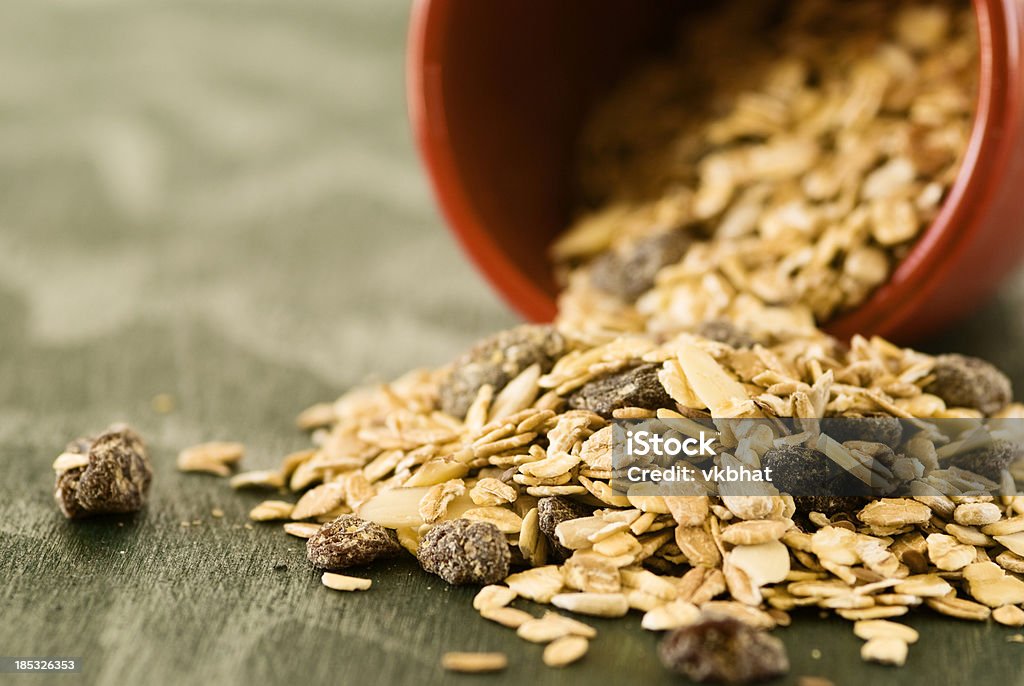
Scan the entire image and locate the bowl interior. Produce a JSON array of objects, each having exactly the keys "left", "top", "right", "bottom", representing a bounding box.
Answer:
[
  {"left": 413, "top": 0, "right": 682, "bottom": 320},
  {"left": 413, "top": 0, "right": 1017, "bottom": 340}
]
